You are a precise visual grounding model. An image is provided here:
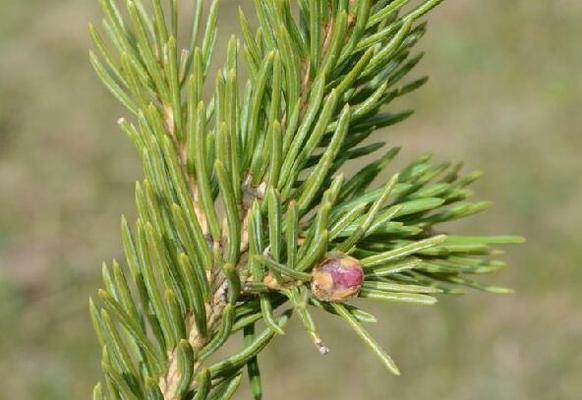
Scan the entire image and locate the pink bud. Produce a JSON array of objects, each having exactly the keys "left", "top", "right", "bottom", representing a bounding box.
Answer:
[{"left": 311, "top": 254, "right": 364, "bottom": 302}]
